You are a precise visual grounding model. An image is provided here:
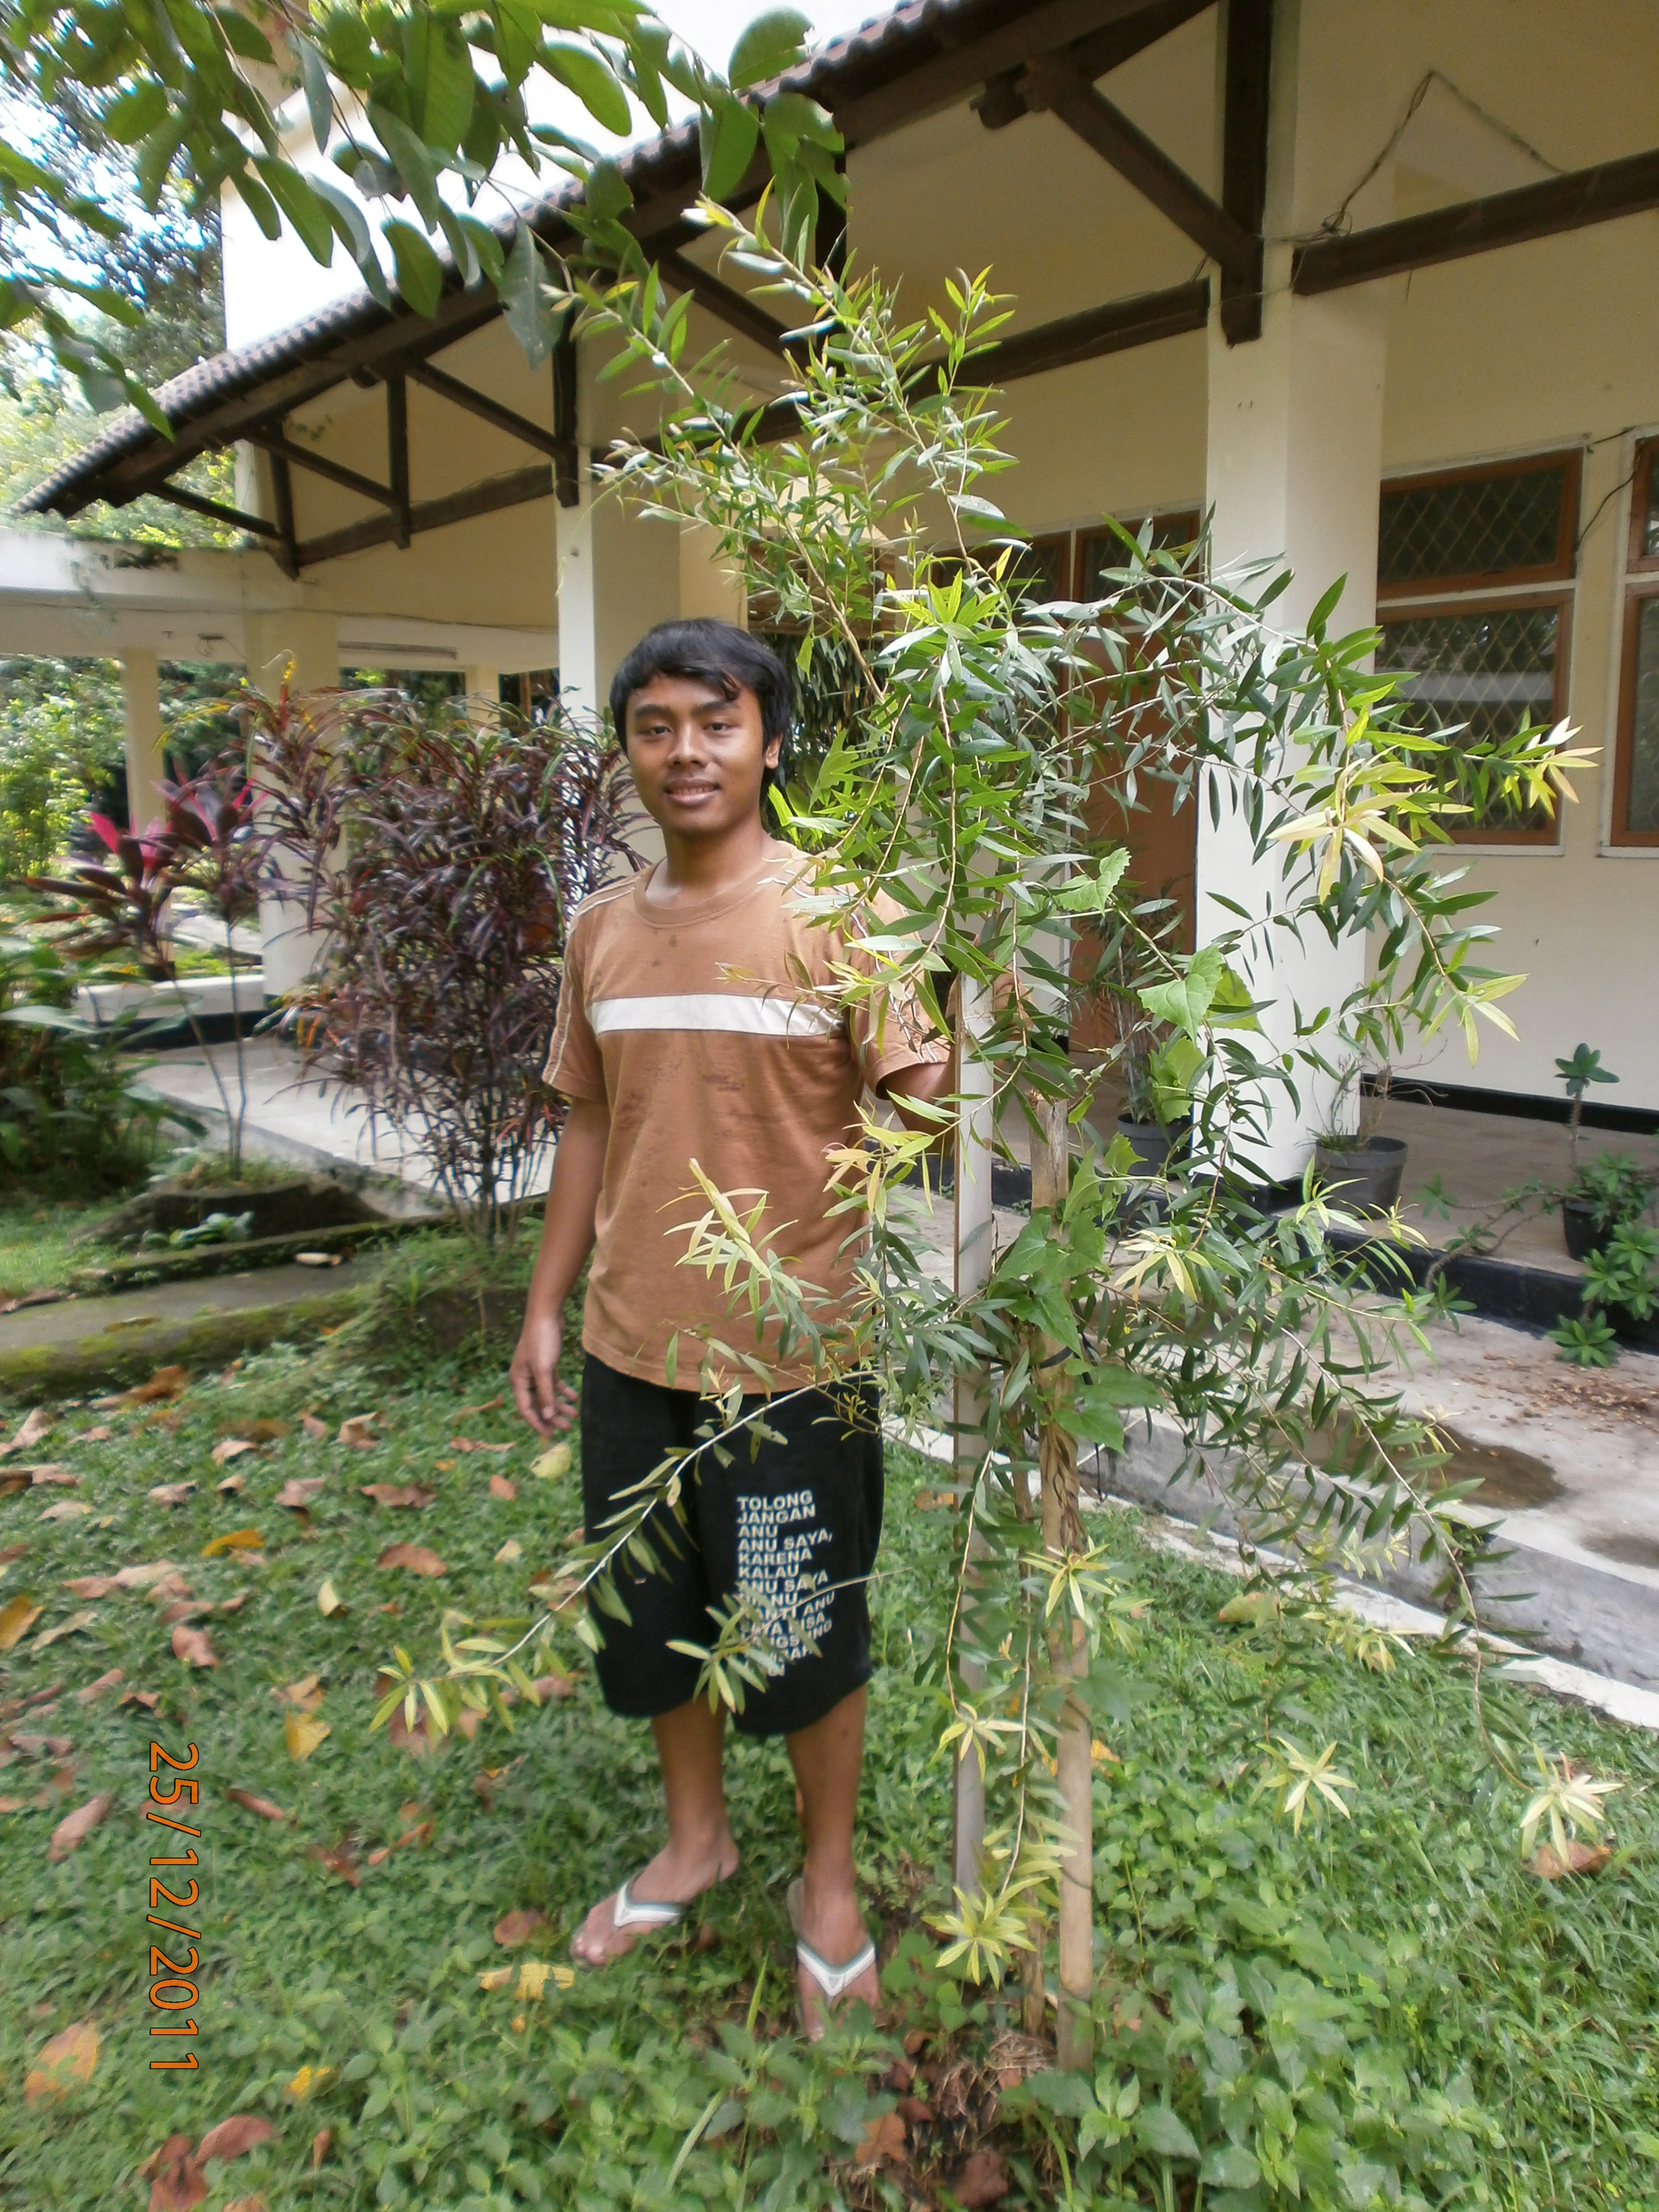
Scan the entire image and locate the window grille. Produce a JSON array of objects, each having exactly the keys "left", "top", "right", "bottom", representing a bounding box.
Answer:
[
  {"left": 1378, "top": 455, "right": 1576, "bottom": 596},
  {"left": 1377, "top": 603, "right": 1565, "bottom": 838},
  {"left": 1613, "top": 439, "right": 1659, "bottom": 846}
]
